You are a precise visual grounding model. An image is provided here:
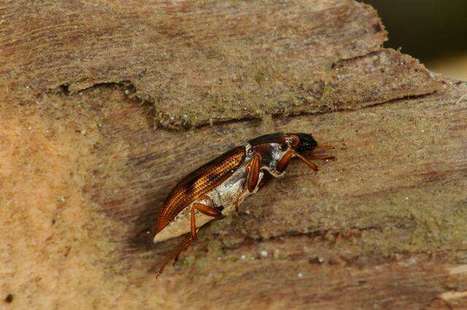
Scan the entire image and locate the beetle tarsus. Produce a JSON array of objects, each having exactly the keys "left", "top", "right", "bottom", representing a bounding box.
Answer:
[{"left": 308, "top": 153, "right": 336, "bottom": 161}]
